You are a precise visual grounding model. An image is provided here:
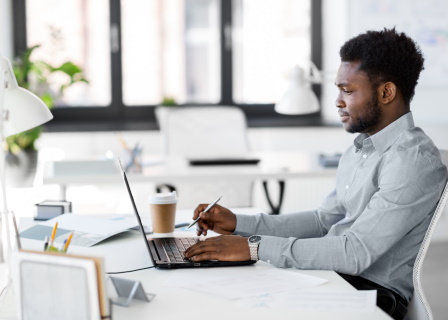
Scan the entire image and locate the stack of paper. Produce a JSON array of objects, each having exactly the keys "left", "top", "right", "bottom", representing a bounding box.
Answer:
[{"left": 20, "top": 214, "right": 142, "bottom": 247}]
